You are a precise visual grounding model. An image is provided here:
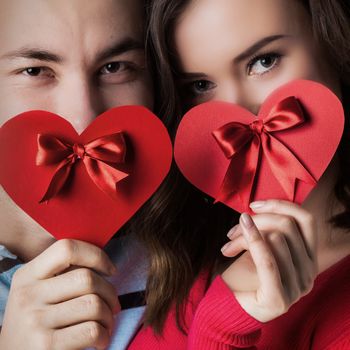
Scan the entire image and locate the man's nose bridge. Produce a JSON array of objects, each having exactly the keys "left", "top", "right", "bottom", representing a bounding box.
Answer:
[{"left": 61, "top": 77, "right": 99, "bottom": 133}]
